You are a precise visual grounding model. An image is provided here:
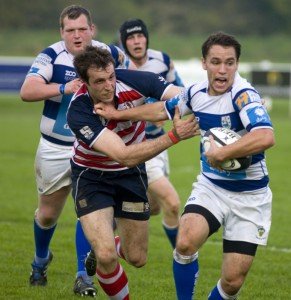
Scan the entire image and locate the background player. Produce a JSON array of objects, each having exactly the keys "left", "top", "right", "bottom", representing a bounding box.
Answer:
[{"left": 119, "top": 18, "right": 184, "bottom": 248}]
